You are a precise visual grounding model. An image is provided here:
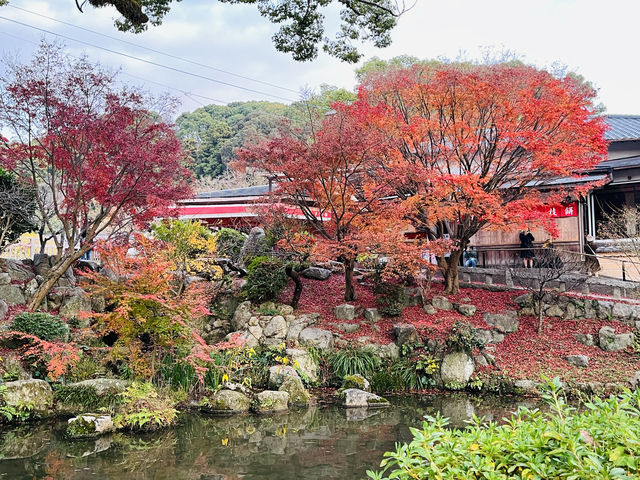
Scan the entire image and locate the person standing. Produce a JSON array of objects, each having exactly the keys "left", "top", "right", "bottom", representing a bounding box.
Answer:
[
  {"left": 519, "top": 230, "right": 535, "bottom": 268},
  {"left": 584, "top": 235, "right": 601, "bottom": 276}
]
